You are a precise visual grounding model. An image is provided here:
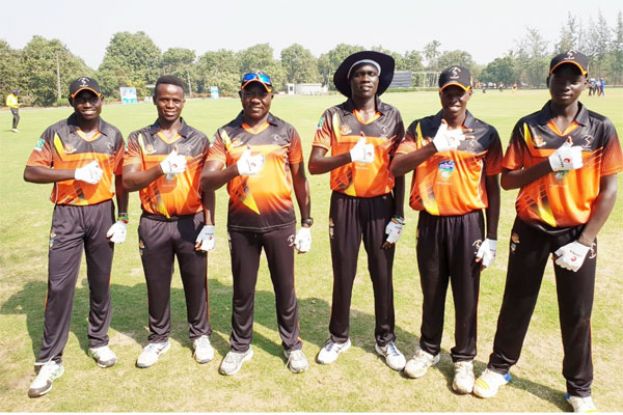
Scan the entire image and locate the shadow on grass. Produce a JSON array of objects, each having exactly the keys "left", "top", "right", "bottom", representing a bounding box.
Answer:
[{"left": 1, "top": 277, "right": 567, "bottom": 410}]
